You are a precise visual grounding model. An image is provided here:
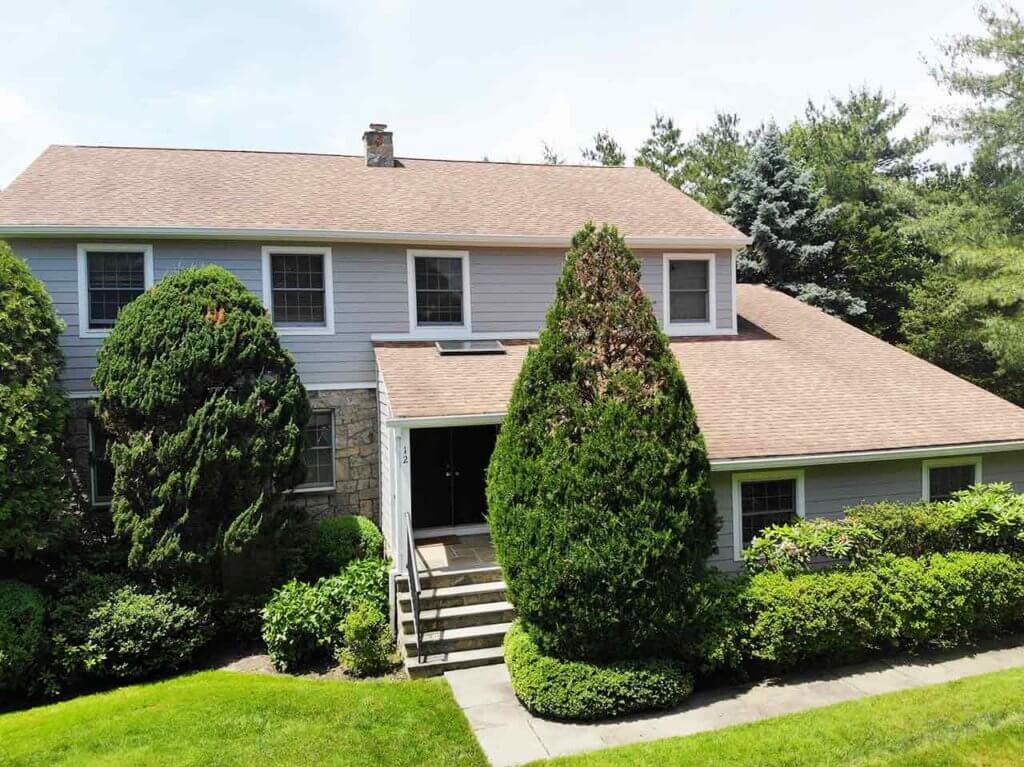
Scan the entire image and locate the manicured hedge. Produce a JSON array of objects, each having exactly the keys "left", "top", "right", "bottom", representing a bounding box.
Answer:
[
  {"left": 304, "top": 516, "right": 384, "bottom": 579},
  {"left": 742, "top": 552, "right": 1024, "bottom": 671},
  {"left": 0, "top": 581, "right": 45, "bottom": 696},
  {"left": 504, "top": 621, "right": 693, "bottom": 721}
]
